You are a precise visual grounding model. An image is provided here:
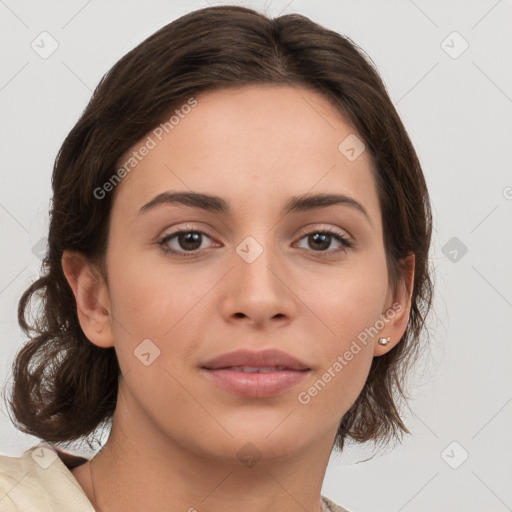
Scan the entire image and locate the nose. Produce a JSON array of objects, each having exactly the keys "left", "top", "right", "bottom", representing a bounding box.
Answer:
[{"left": 219, "top": 239, "right": 296, "bottom": 329}]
